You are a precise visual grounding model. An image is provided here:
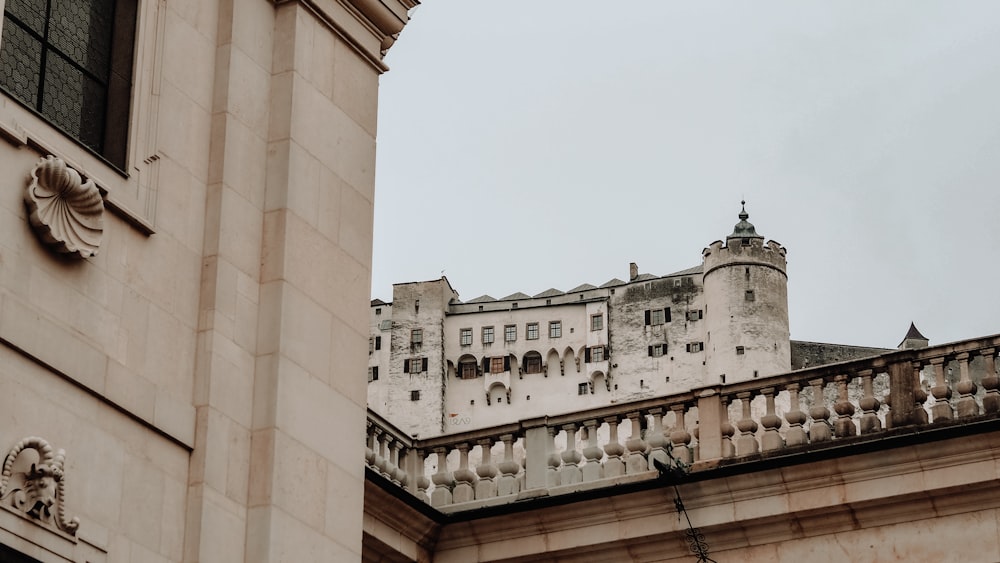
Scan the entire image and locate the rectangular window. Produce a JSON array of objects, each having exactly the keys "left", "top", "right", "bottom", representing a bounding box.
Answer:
[
  {"left": 460, "top": 328, "right": 472, "bottom": 346},
  {"left": 482, "top": 326, "right": 495, "bottom": 344},
  {"left": 645, "top": 308, "right": 671, "bottom": 326},
  {"left": 687, "top": 310, "right": 703, "bottom": 321},
  {"left": 549, "top": 321, "right": 562, "bottom": 338},
  {"left": 526, "top": 322, "right": 539, "bottom": 340},
  {"left": 368, "top": 366, "right": 379, "bottom": 382},
  {"left": 590, "top": 346, "right": 605, "bottom": 362},
  {"left": 410, "top": 390, "right": 420, "bottom": 401},
  {"left": 411, "top": 328, "right": 422, "bottom": 345},
  {"left": 375, "top": 336, "right": 381, "bottom": 350},
  {"left": 525, "top": 354, "right": 542, "bottom": 374},
  {"left": 0, "top": 0, "right": 137, "bottom": 169},
  {"left": 745, "top": 290, "right": 755, "bottom": 302},
  {"left": 375, "top": 308, "right": 381, "bottom": 315},
  {"left": 648, "top": 344, "right": 666, "bottom": 357},
  {"left": 736, "top": 346, "right": 745, "bottom": 355},
  {"left": 404, "top": 358, "right": 426, "bottom": 374},
  {"left": 578, "top": 383, "right": 589, "bottom": 395},
  {"left": 686, "top": 342, "right": 704, "bottom": 353},
  {"left": 591, "top": 314, "right": 603, "bottom": 331},
  {"left": 504, "top": 324, "right": 517, "bottom": 342},
  {"left": 490, "top": 356, "right": 505, "bottom": 374},
  {"left": 369, "top": 337, "right": 373, "bottom": 355}
]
